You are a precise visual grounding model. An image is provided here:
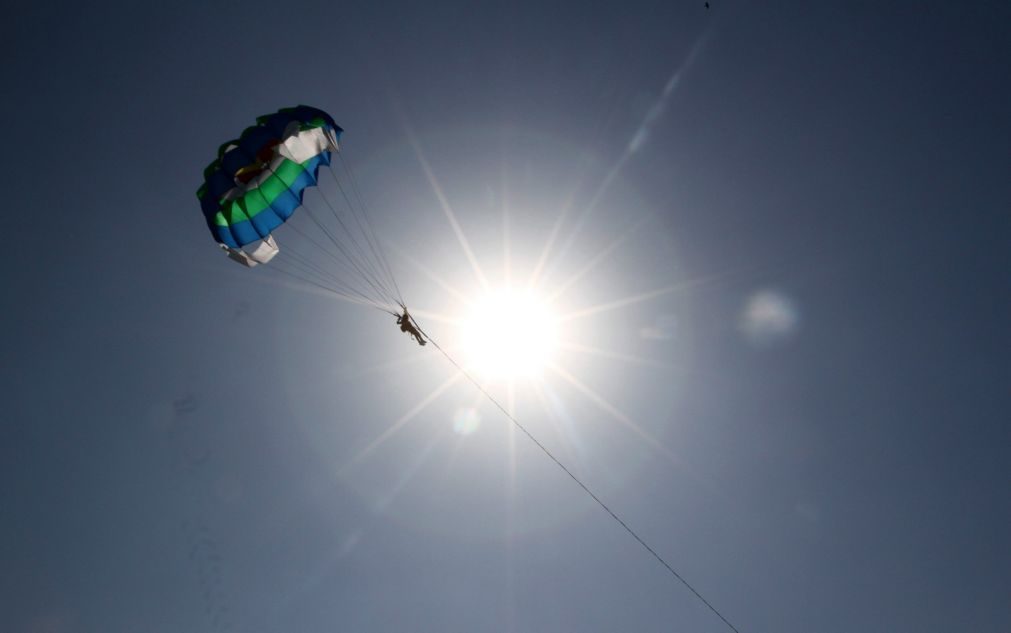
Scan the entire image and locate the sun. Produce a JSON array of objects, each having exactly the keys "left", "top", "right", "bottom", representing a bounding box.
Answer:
[{"left": 458, "top": 287, "right": 558, "bottom": 381}]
